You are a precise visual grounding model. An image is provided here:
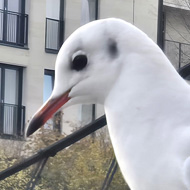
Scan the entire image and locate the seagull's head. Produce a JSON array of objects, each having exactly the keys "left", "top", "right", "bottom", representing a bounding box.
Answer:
[{"left": 26, "top": 18, "right": 150, "bottom": 137}]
